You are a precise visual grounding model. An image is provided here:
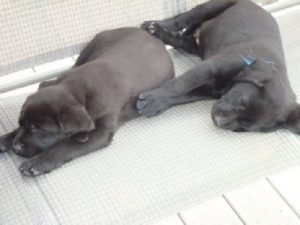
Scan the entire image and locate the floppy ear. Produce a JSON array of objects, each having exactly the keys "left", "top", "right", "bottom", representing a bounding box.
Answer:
[
  {"left": 284, "top": 104, "right": 300, "bottom": 134},
  {"left": 59, "top": 105, "right": 95, "bottom": 135},
  {"left": 235, "top": 70, "right": 272, "bottom": 88}
]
